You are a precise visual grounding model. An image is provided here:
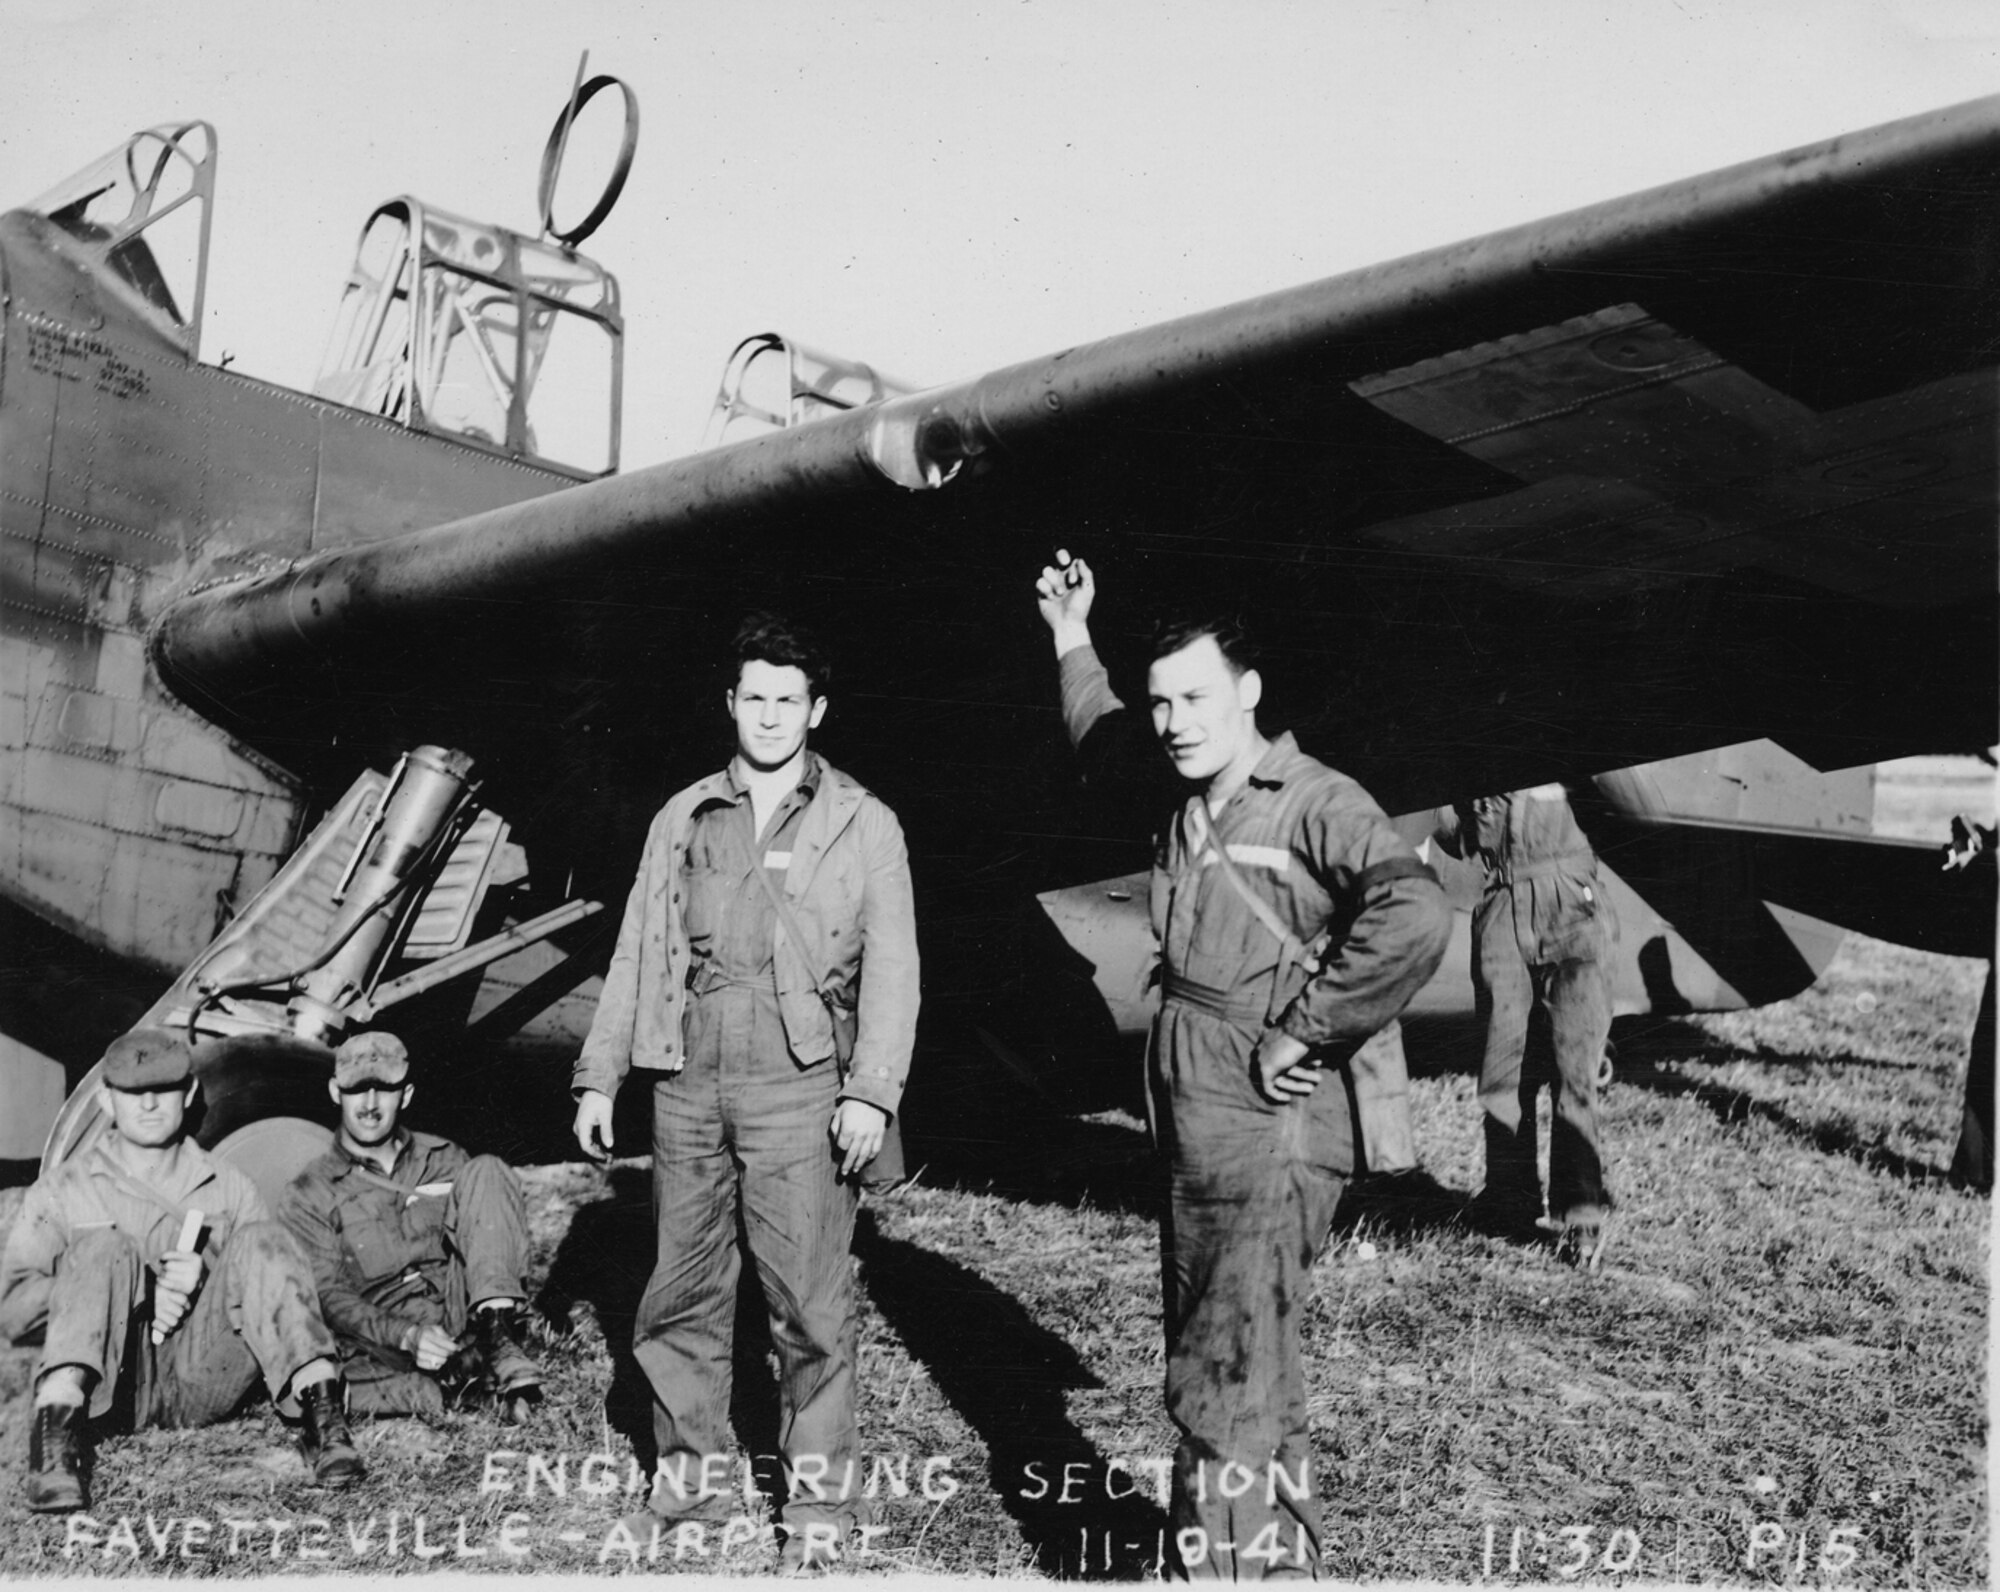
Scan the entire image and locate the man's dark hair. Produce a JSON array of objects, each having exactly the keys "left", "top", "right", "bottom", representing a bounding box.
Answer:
[
  {"left": 733, "top": 612, "right": 831, "bottom": 699},
  {"left": 1149, "top": 613, "right": 1257, "bottom": 677}
]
